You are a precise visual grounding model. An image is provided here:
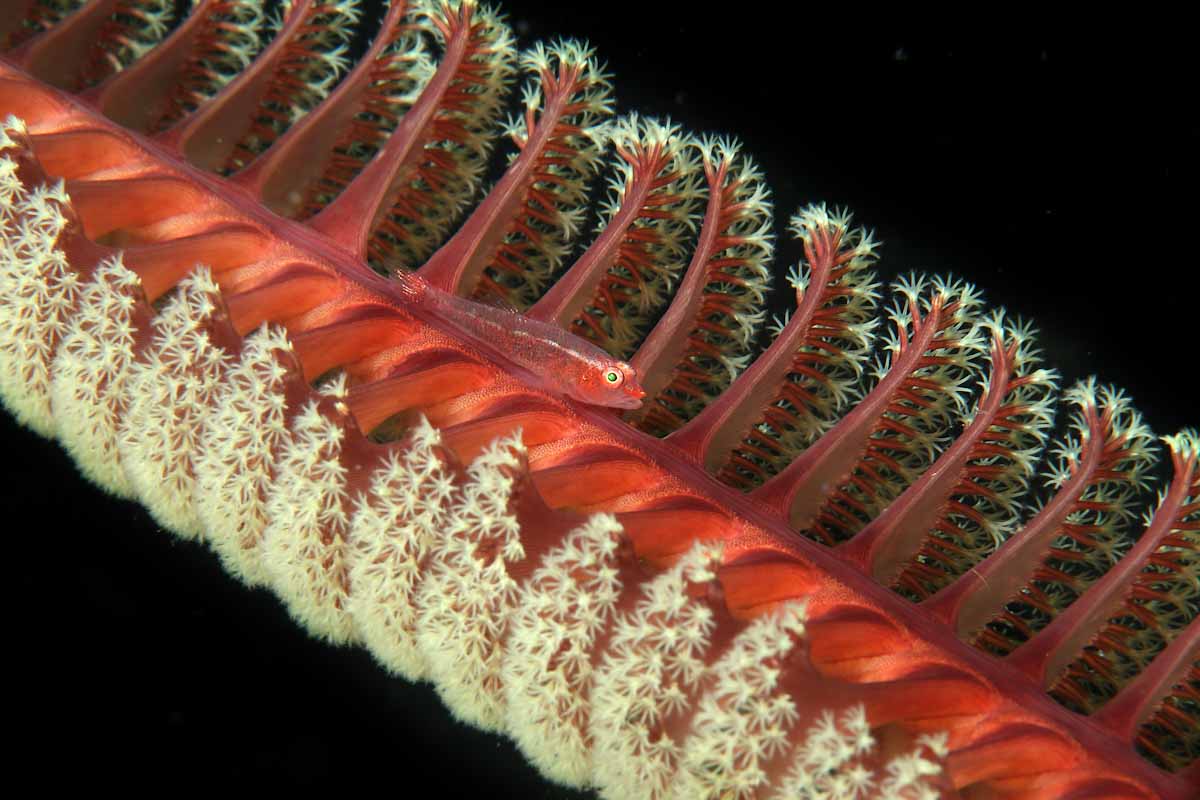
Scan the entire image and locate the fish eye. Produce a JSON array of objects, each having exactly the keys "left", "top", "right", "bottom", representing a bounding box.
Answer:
[{"left": 603, "top": 368, "right": 623, "bottom": 387}]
